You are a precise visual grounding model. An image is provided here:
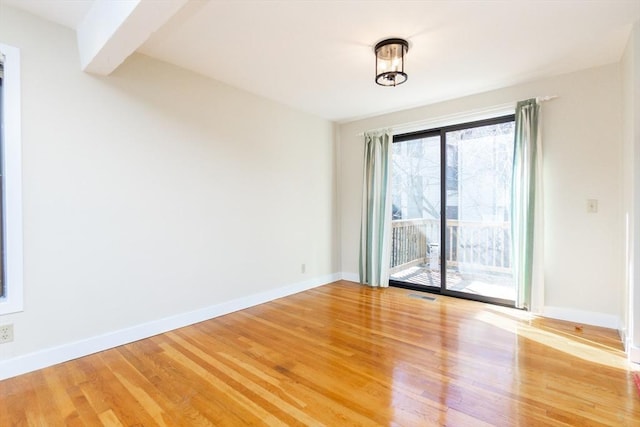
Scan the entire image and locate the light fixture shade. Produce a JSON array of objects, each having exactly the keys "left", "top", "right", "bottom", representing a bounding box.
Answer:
[{"left": 375, "top": 38, "right": 409, "bottom": 87}]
